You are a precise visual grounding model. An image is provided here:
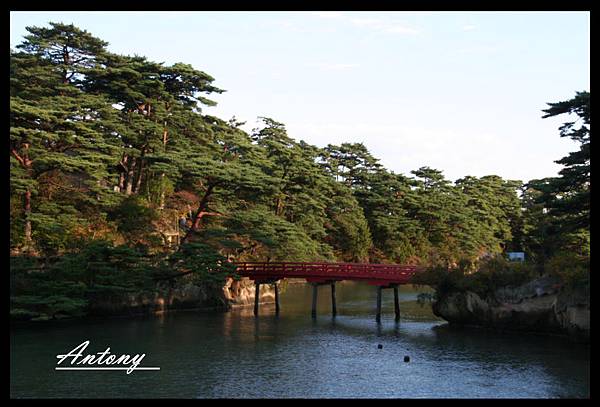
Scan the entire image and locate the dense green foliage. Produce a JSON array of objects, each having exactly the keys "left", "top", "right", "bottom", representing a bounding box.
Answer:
[
  {"left": 412, "top": 255, "right": 539, "bottom": 300},
  {"left": 414, "top": 92, "right": 590, "bottom": 297},
  {"left": 10, "top": 23, "right": 589, "bottom": 320}
]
